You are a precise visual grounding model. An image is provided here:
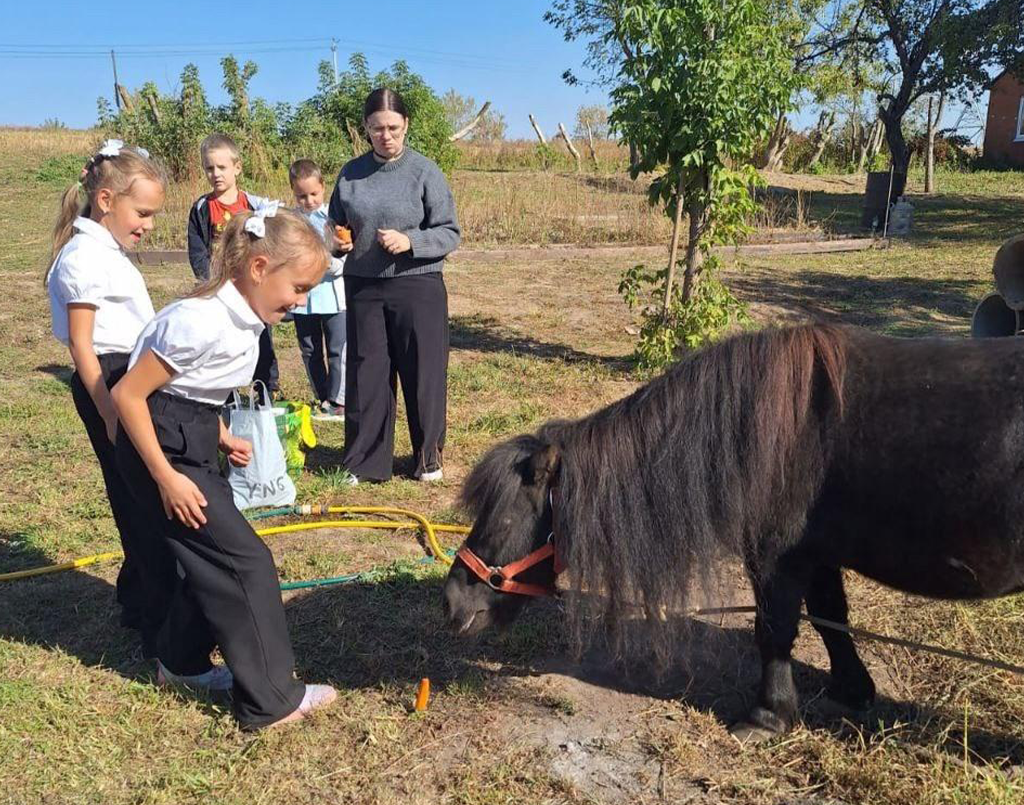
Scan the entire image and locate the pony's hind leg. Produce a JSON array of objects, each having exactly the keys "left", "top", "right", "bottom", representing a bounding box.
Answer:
[
  {"left": 806, "top": 565, "right": 875, "bottom": 710},
  {"left": 731, "top": 554, "right": 808, "bottom": 743}
]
